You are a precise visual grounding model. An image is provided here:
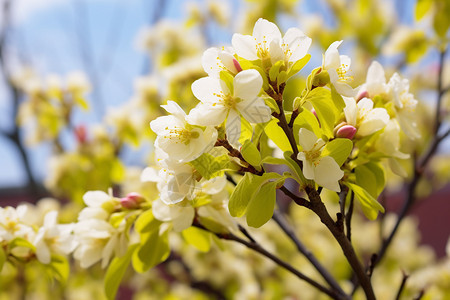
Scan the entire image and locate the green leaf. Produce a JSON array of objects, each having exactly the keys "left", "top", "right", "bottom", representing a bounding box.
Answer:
[
  {"left": 0, "top": 247, "right": 5, "bottom": 272},
  {"left": 356, "top": 163, "right": 385, "bottom": 198},
  {"left": 287, "top": 54, "right": 311, "bottom": 78},
  {"left": 246, "top": 181, "right": 278, "bottom": 228},
  {"left": 9, "top": 237, "right": 36, "bottom": 251},
  {"left": 135, "top": 209, "right": 161, "bottom": 234},
  {"left": 132, "top": 228, "right": 170, "bottom": 273},
  {"left": 104, "top": 244, "right": 138, "bottom": 300},
  {"left": 263, "top": 94, "right": 280, "bottom": 114},
  {"left": 305, "top": 87, "right": 337, "bottom": 137},
  {"left": 182, "top": 227, "right": 212, "bottom": 252},
  {"left": 220, "top": 71, "right": 235, "bottom": 94},
  {"left": 293, "top": 109, "right": 322, "bottom": 140},
  {"left": 269, "top": 61, "right": 284, "bottom": 82},
  {"left": 190, "top": 153, "right": 230, "bottom": 180},
  {"left": 277, "top": 70, "right": 288, "bottom": 85},
  {"left": 45, "top": 255, "right": 70, "bottom": 283},
  {"left": 283, "top": 151, "right": 307, "bottom": 184},
  {"left": 345, "top": 182, "right": 384, "bottom": 220},
  {"left": 433, "top": 1, "right": 450, "bottom": 38},
  {"left": 331, "top": 86, "right": 346, "bottom": 112},
  {"left": 322, "top": 138, "right": 353, "bottom": 167},
  {"left": 264, "top": 119, "right": 292, "bottom": 152},
  {"left": 241, "top": 140, "right": 261, "bottom": 167},
  {"left": 415, "top": 0, "right": 433, "bottom": 20},
  {"left": 228, "top": 172, "right": 281, "bottom": 217},
  {"left": 239, "top": 117, "right": 254, "bottom": 146}
]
